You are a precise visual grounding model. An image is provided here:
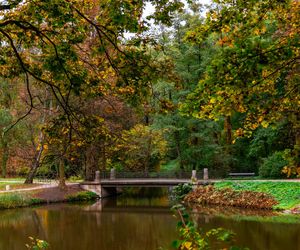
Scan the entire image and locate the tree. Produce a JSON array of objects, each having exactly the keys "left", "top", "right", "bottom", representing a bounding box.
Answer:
[
  {"left": 0, "top": 0, "right": 185, "bottom": 185},
  {"left": 182, "top": 0, "right": 300, "bottom": 174},
  {"left": 115, "top": 124, "right": 168, "bottom": 171}
]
